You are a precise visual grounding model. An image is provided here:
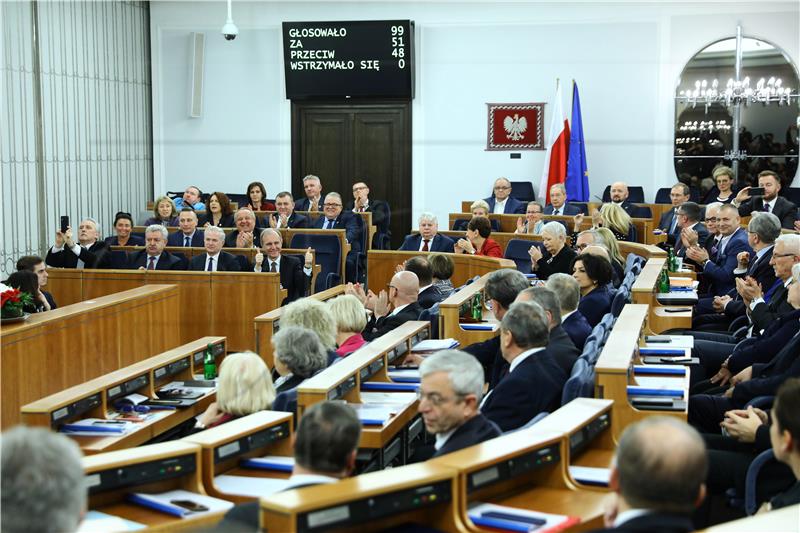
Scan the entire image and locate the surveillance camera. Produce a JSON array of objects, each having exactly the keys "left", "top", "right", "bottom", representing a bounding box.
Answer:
[{"left": 221, "top": 20, "right": 238, "bottom": 41}]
